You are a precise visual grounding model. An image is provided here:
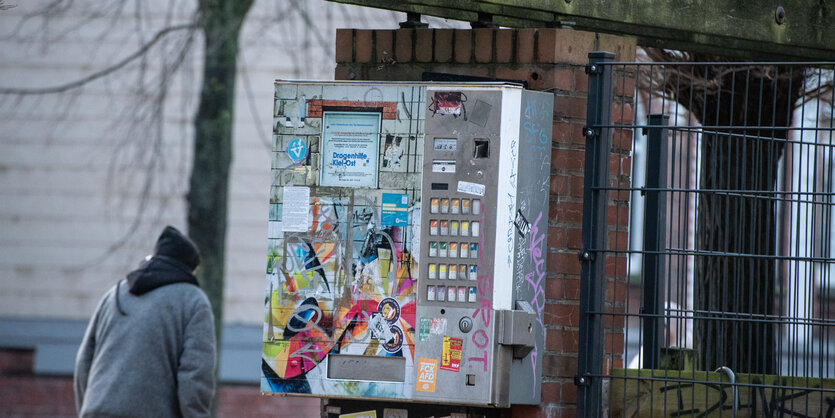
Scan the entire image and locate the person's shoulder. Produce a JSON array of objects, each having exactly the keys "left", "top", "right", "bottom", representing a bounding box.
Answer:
[
  {"left": 154, "top": 282, "right": 209, "bottom": 302},
  {"left": 152, "top": 284, "right": 211, "bottom": 317}
]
